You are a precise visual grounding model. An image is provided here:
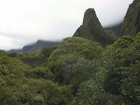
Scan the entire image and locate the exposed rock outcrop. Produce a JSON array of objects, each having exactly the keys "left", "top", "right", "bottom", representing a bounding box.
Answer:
[
  {"left": 121, "top": 0, "right": 140, "bottom": 36},
  {"left": 73, "top": 8, "right": 117, "bottom": 45}
]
